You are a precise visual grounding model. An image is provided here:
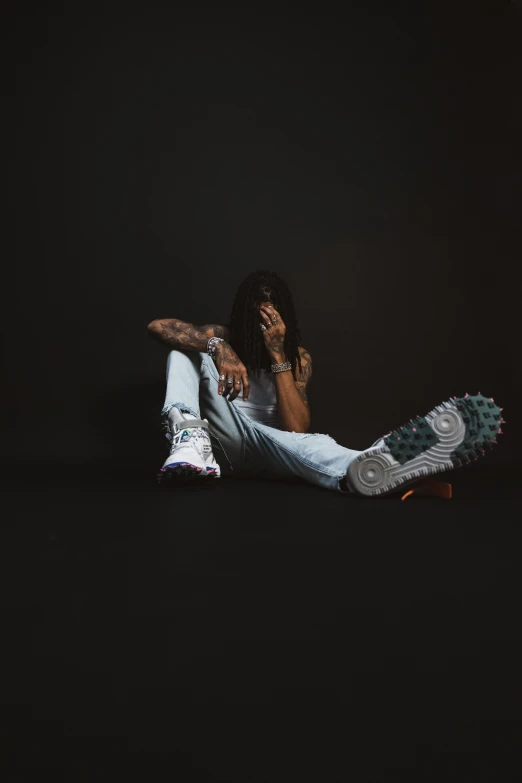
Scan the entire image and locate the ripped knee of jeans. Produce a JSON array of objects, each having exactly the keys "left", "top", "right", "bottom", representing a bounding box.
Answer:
[
  {"left": 161, "top": 402, "right": 199, "bottom": 439},
  {"left": 161, "top": 402, "right": 199, "bottom": 417},
  {"left": 295, "top": 432, "right": 336, "bottom": 442}
]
